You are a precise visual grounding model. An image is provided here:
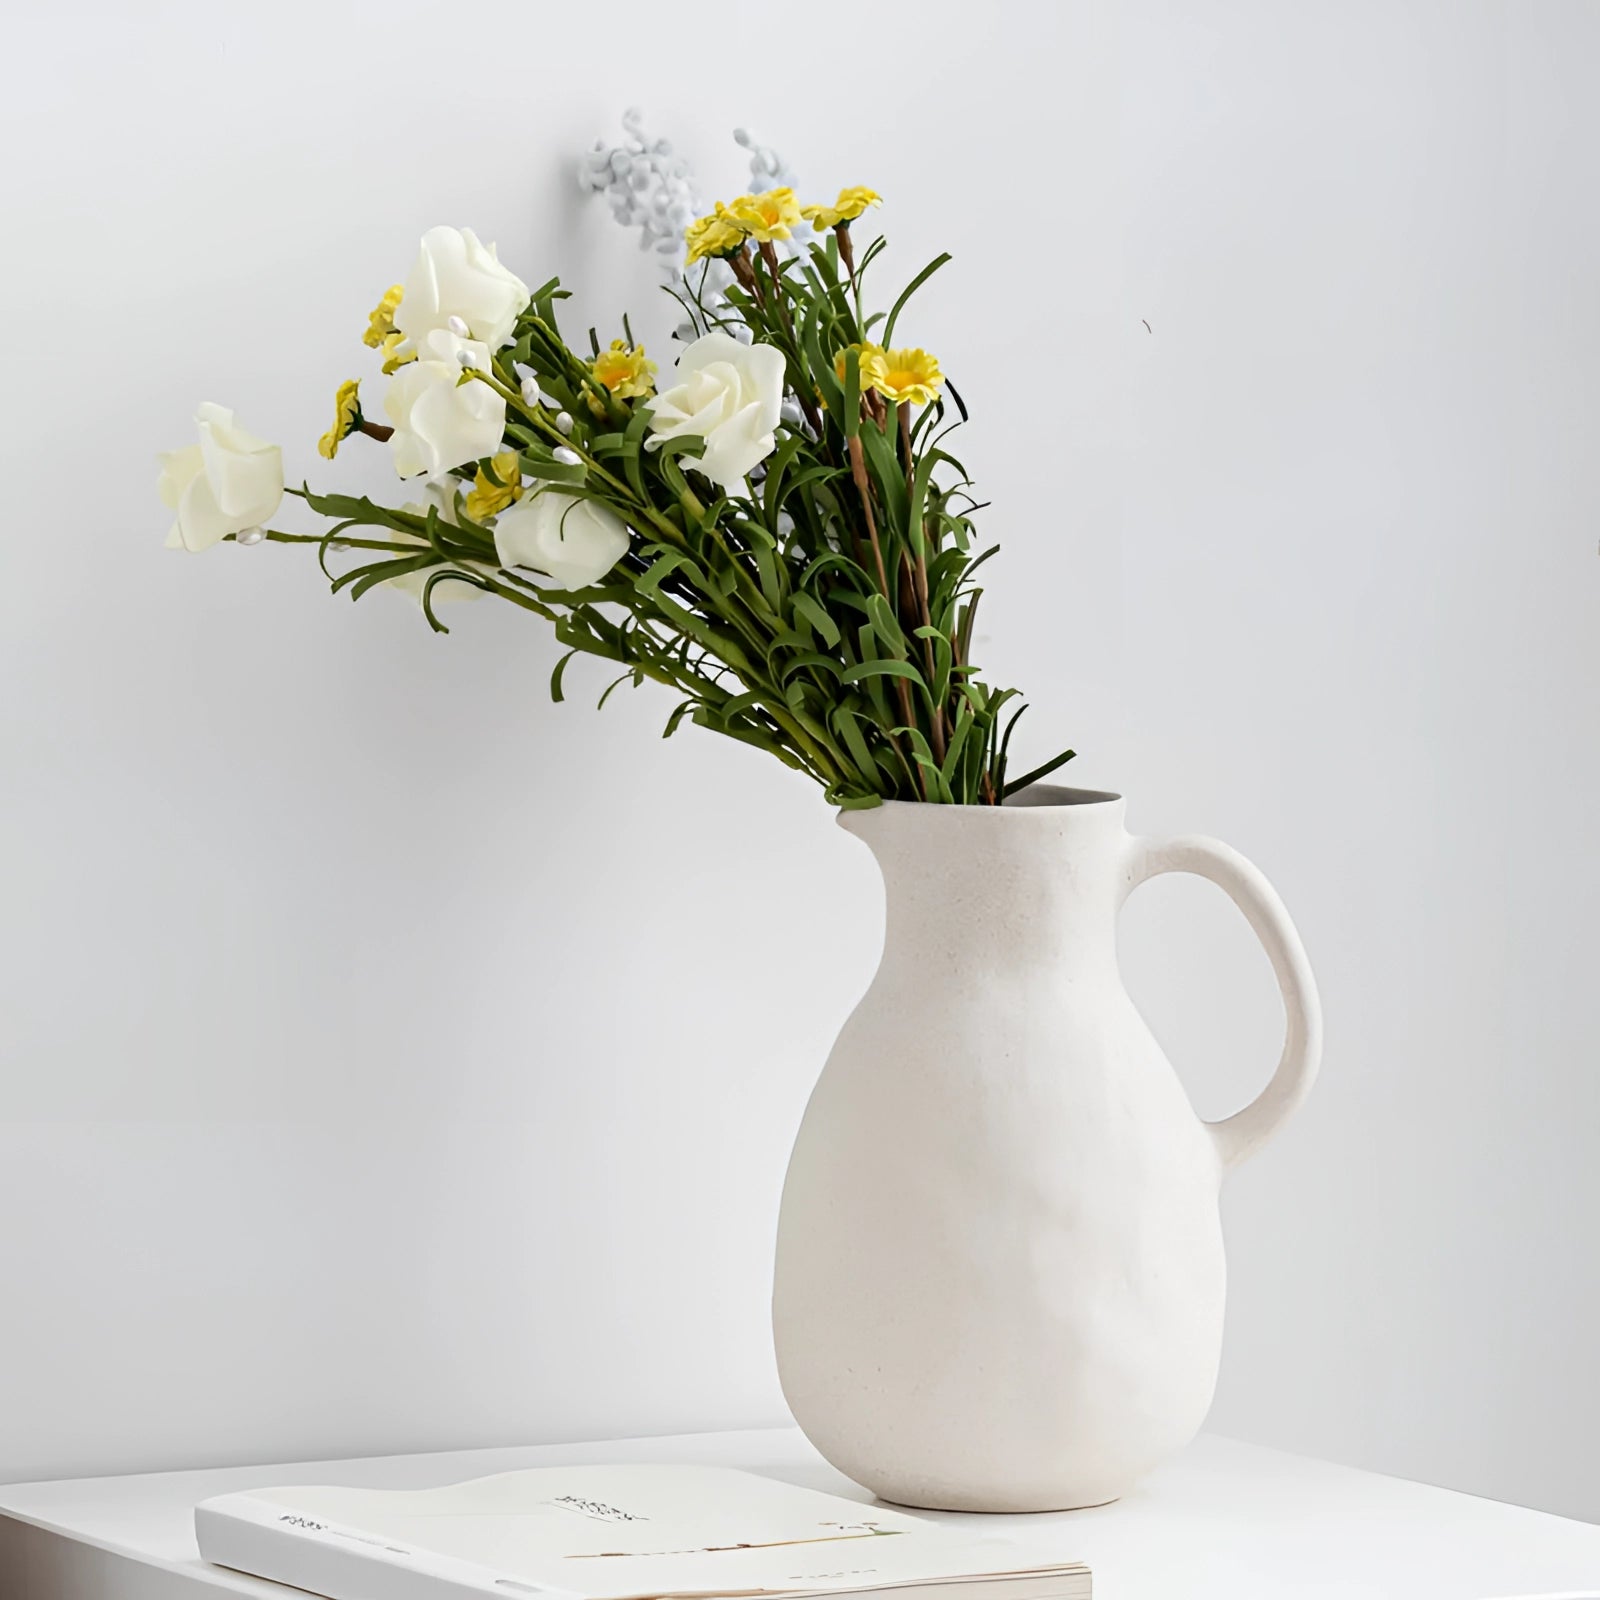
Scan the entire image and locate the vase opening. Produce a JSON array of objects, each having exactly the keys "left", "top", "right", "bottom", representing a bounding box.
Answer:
[{"left": 1002, "top": 783, "right": 1122, "bottom": 810}]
